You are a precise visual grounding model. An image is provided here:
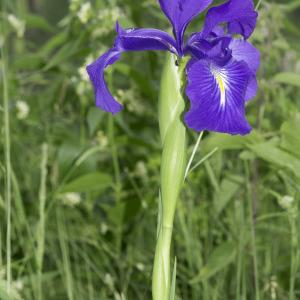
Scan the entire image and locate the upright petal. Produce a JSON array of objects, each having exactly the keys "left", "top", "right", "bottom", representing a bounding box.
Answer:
[
  {"left": 202, "top": 0, "right": 258, "bottom": 39},
  {"left": 185, "top": 58, "right": 252, "bottom": 135},
  {"left": 86, "top": 24, "right": 177, "bottom": 114},
  {"left": 158, "top": 0, "right": 213, "bottom": 52}
]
